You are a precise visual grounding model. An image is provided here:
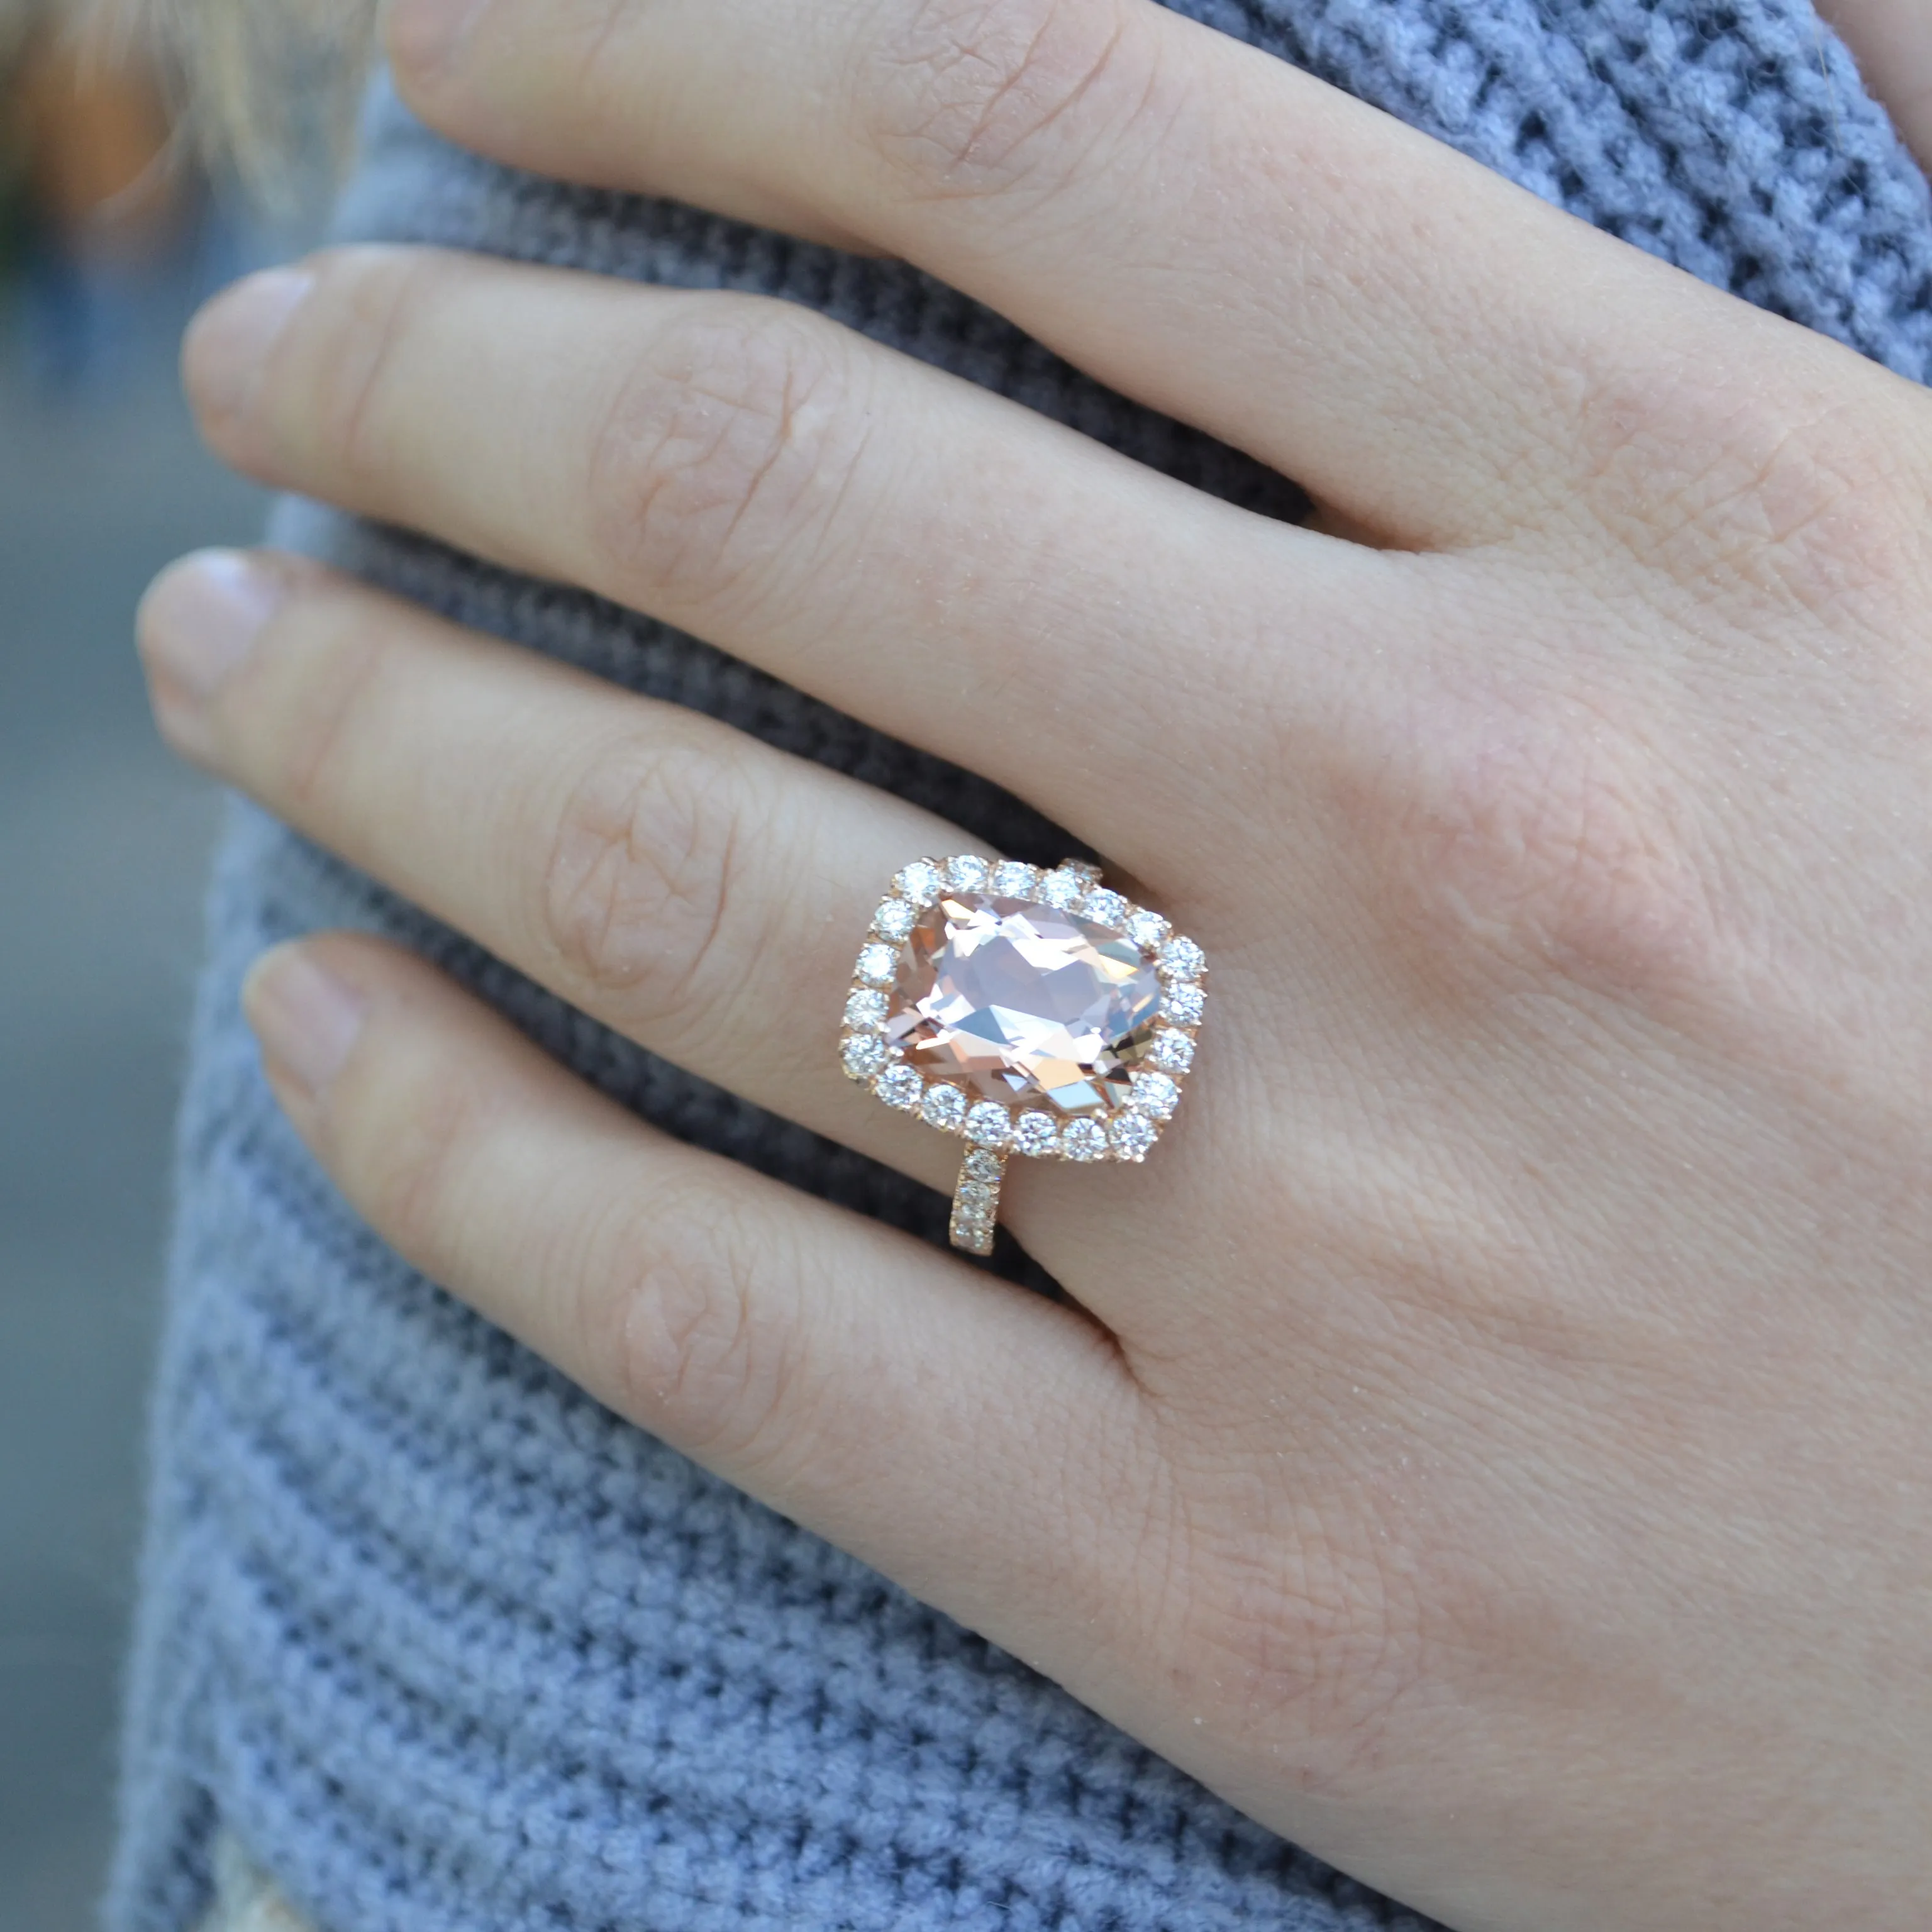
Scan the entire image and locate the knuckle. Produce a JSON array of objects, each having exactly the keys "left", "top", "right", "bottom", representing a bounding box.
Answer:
[
  {"left": 586, "top": 302, "right": 869, "bottom": 611},
  {"left": 1577, "top": 371, "right": 1932, "bottom": 627},
  {"left": 340, "top": 1046, "right": 494, "bottom": 1272},
  {"left": 538, "top": 735, "right": 745, "bottom": 1028},
  {"left": 1154, "top": 1460, "right": 1428, "bottom": 1795},
  {"left": 296, "top": 246, "right": 449, "bottom": 484},
  {"left": 602, "top": 1204, "right": 808, "bottom": 1467},
  {"left": 855, "top": 0, "right": 1146, "bottom": 204},
  {"left": 253, "top": 590, "right": 389, "bottom": 822},
  {"left": 1362, "top": 674, "right": 1727, "bottom": 1008}
]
